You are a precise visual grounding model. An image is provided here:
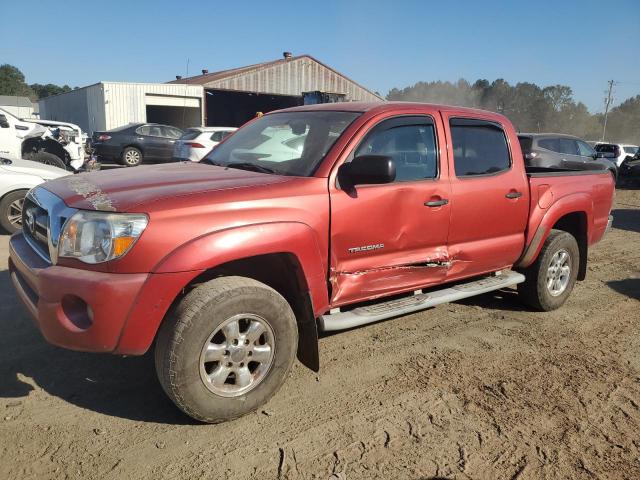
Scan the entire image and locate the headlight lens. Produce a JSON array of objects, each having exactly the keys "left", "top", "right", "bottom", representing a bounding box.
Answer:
[{"left": 59, "top": 211, "right": 148, "bottom": 264}]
